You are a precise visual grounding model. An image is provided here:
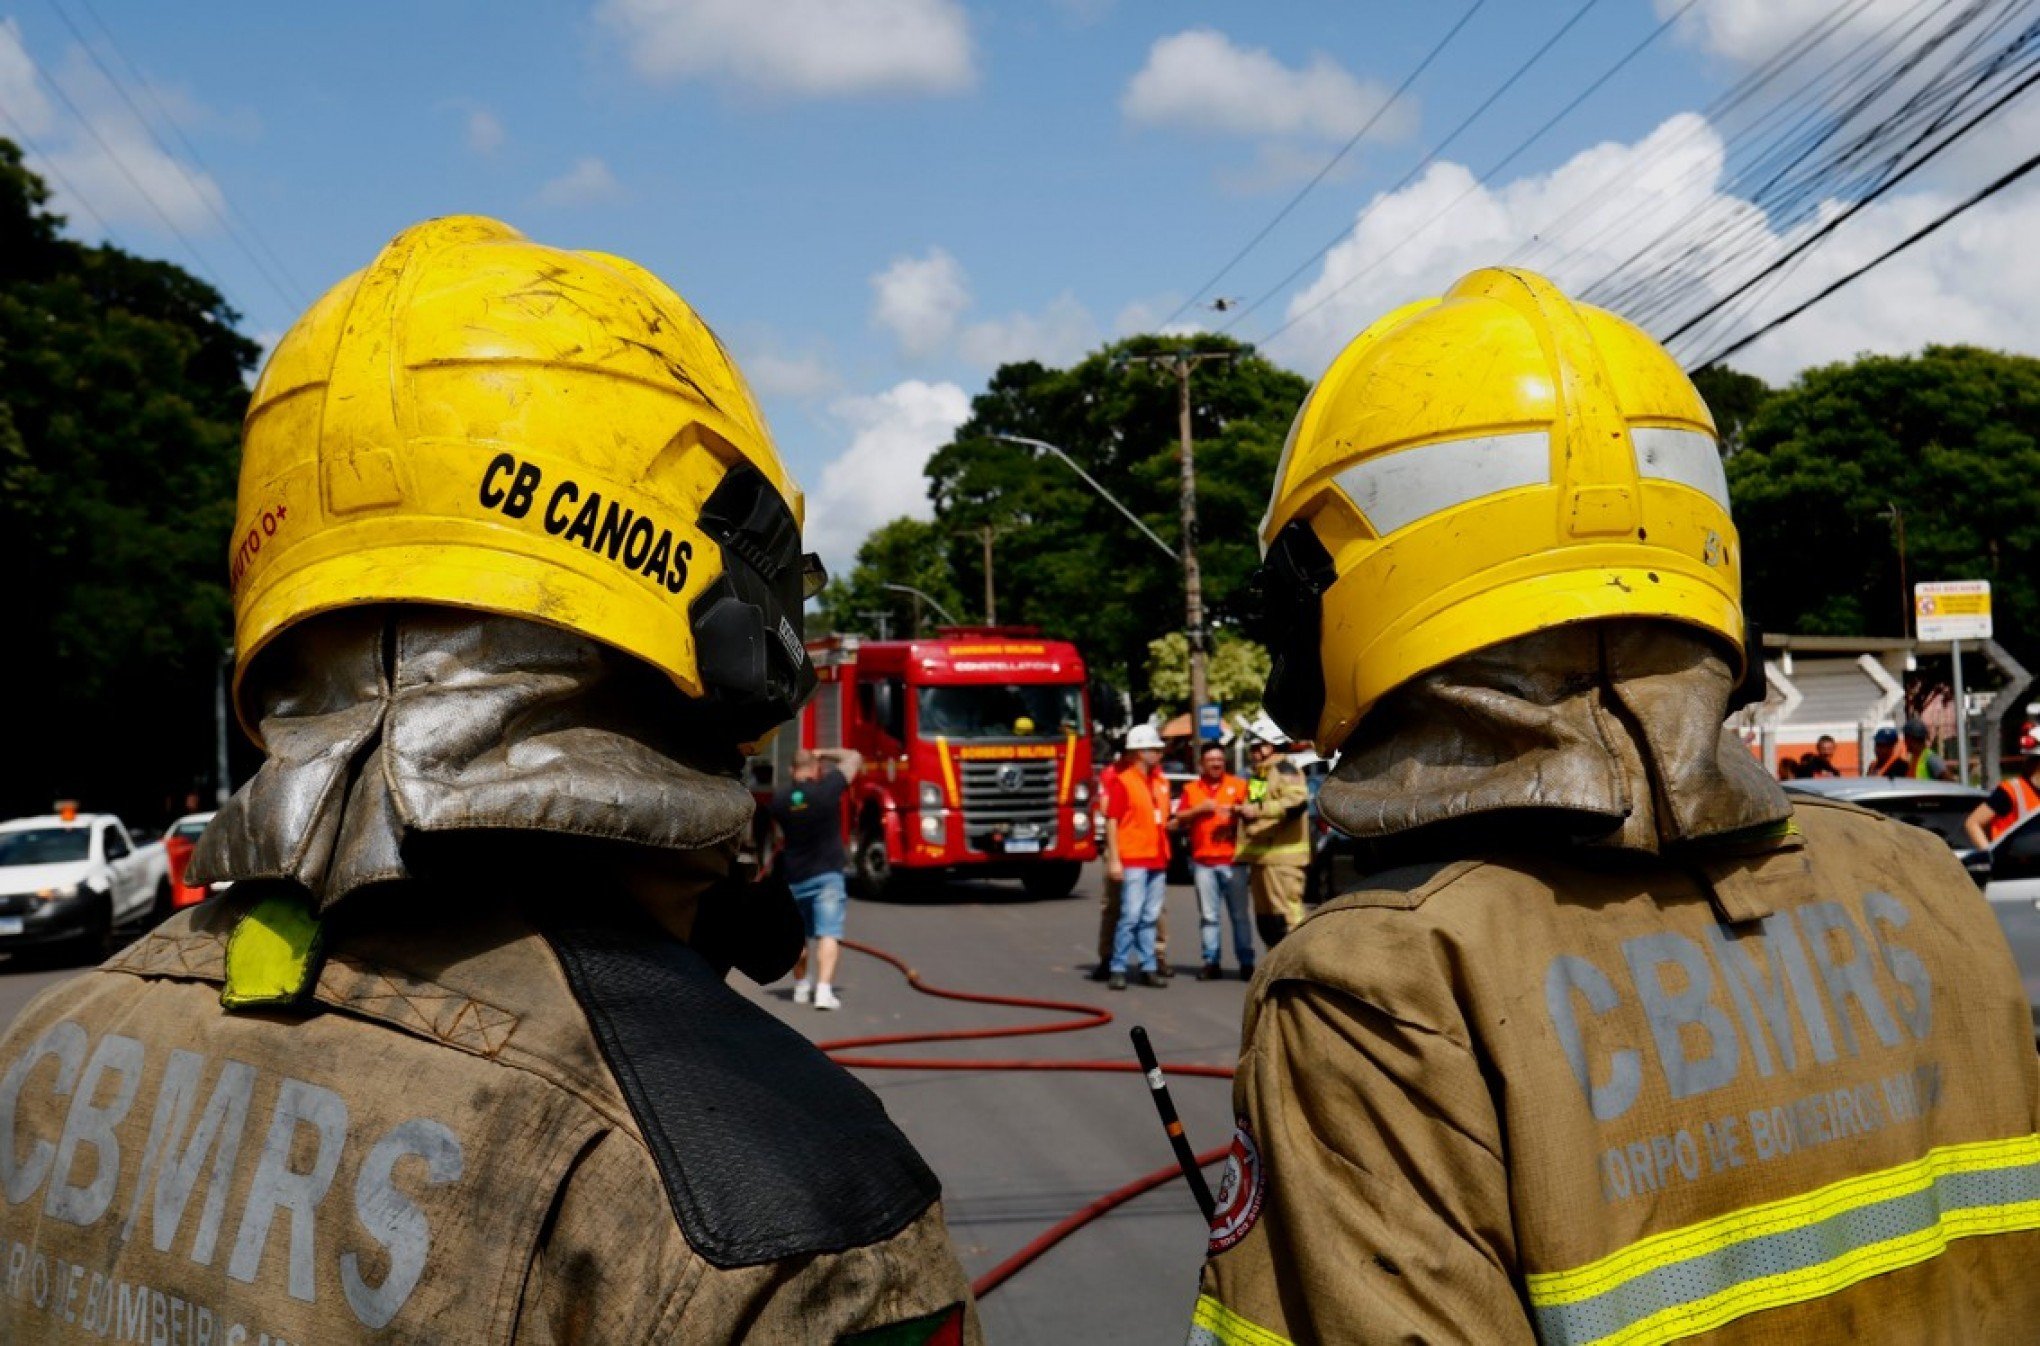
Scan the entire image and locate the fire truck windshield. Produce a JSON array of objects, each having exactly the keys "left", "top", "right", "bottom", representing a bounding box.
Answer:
[{"left": 916, "top": 684, "right": 1084, "bottom": 739}]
